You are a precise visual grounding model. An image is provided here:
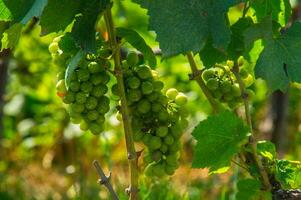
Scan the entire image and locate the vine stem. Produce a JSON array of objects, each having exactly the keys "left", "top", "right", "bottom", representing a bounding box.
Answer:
[
  {"left": 186, "top": 52, "right": 219, "bottom": 113},
  {"left": 232, "top": 64, "right": 272, "bottom": 191},
  {"left": 104, "top": 6, "right": 139, "bottom": 200}
]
